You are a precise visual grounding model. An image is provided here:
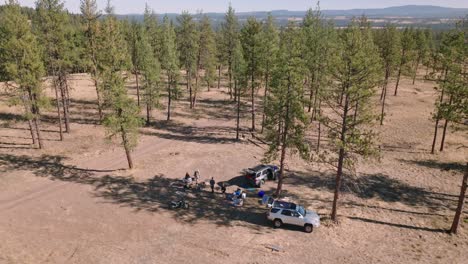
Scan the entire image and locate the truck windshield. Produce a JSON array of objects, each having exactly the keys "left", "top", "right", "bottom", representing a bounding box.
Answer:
[{"left": 297, "top": 206, "right": 305, "bottom": 216}]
